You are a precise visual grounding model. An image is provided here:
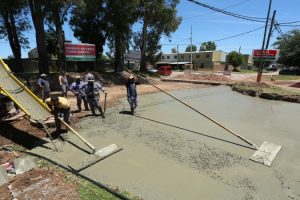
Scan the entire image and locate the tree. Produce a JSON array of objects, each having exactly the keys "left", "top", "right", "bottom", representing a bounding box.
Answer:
[
  {"left": 185, "top": 44, "right": 196, "bottom": 52},
  {"left": 28, "top": 0, "right": 49, "bottom": 74},
  {"left": 45, "top": 0, "right": 73, "bottom": 71},
  {"left": 70, "top": 0, "right": 107, "bottom": 59},
  {"left": 171, "top": 47, "right": 177, "bottom": 53},
  {"left": 105, "top": 0, "right": 138, "bottom": 72},
  {"left": 137, "top": 0, "right": 181, "bottom": 71},
  {"left": 200, "top": 41, "right": 216, "bottom": 51},
  {"left": 273, "top": 29, "right": 300, "bottom": 67},
  {"left": 227, "top": 51, "right": 243, "bottom": 71},
  {"left": 0, "top": 0, "right": 30, "bottom": 72}
]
